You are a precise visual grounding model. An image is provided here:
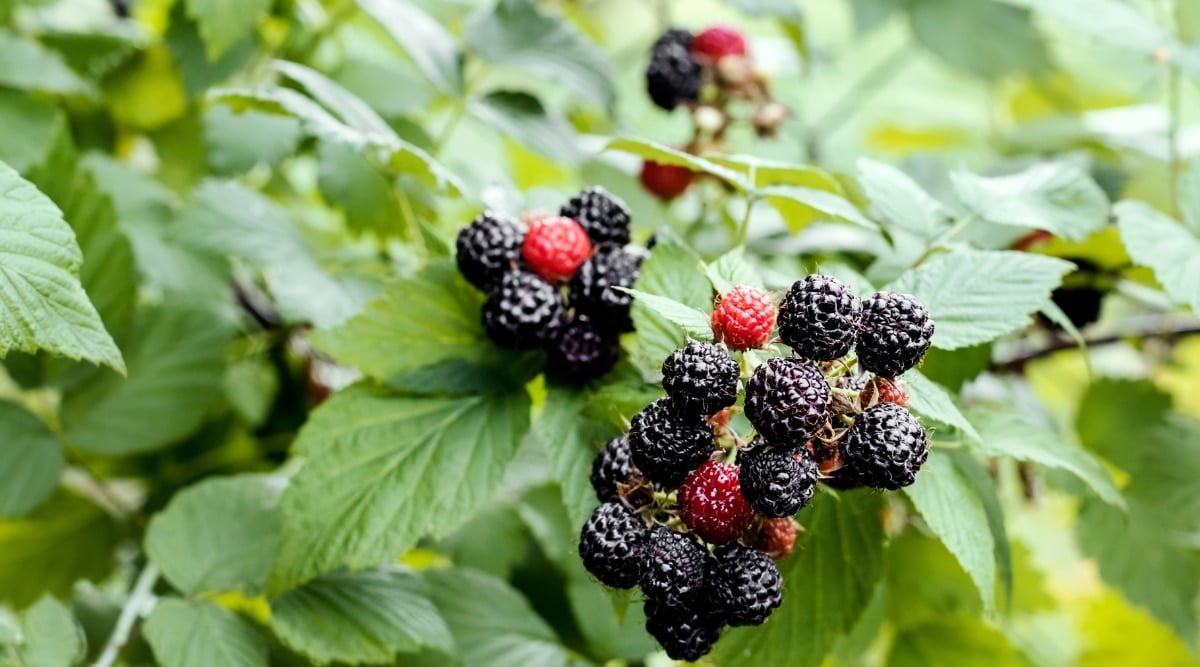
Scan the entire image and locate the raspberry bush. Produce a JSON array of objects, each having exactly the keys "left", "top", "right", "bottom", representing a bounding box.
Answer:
[{"left": 0, "top": 2, "right": 1197, "bottom": 666}]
